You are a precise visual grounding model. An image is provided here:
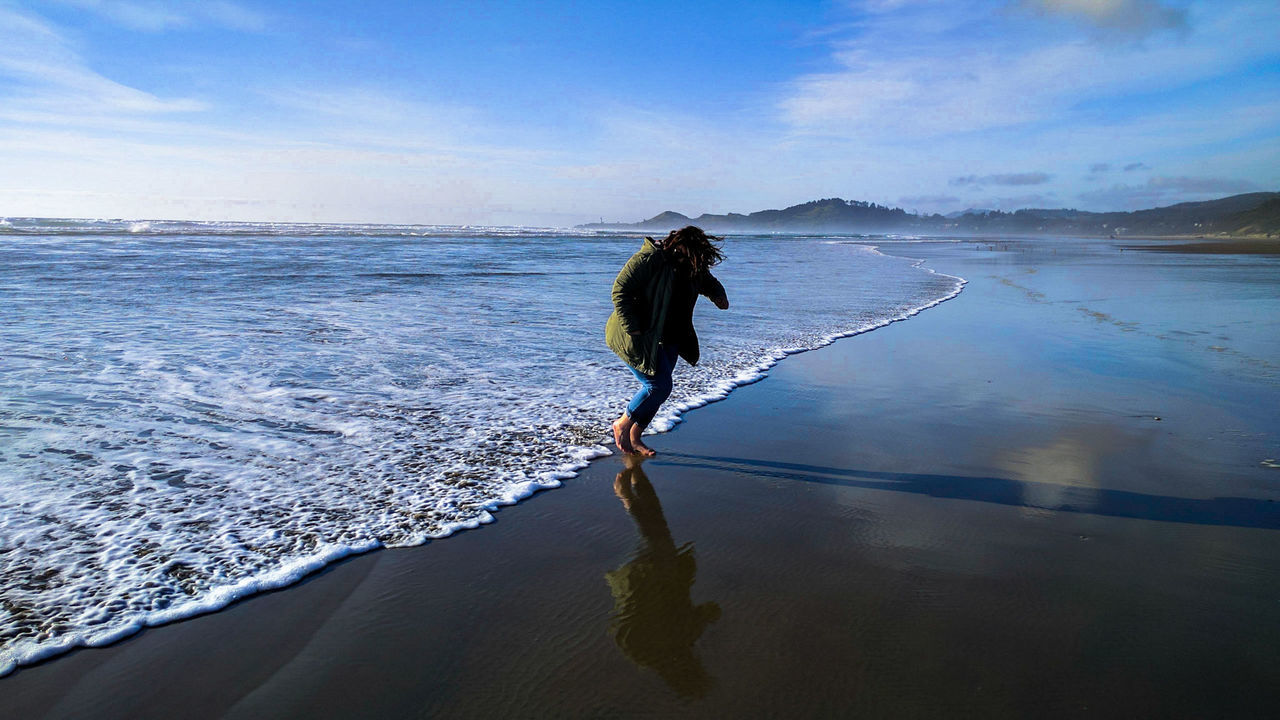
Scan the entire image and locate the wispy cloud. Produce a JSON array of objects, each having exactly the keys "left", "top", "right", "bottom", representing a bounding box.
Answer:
[
  {"left": 0, "top": 6, "right": 206, "bottom": 114},
  {"left": 50, "top": 0, "right": 267, "bottom": 32},
  {"left": 771, "top": 1, "right": 1278, "bottom": 214},
  {"left": 262, "top": 86, "right": 495, "bottom": 154},
  {"left": 951, "top": 172, "right": 1053, "bottom": 187},
  {"left": 0, "top": 5, "right": 576, "bottom": 224},
  {"left": 780, "top": 1, "right": 1277, "bottom": 140}
]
